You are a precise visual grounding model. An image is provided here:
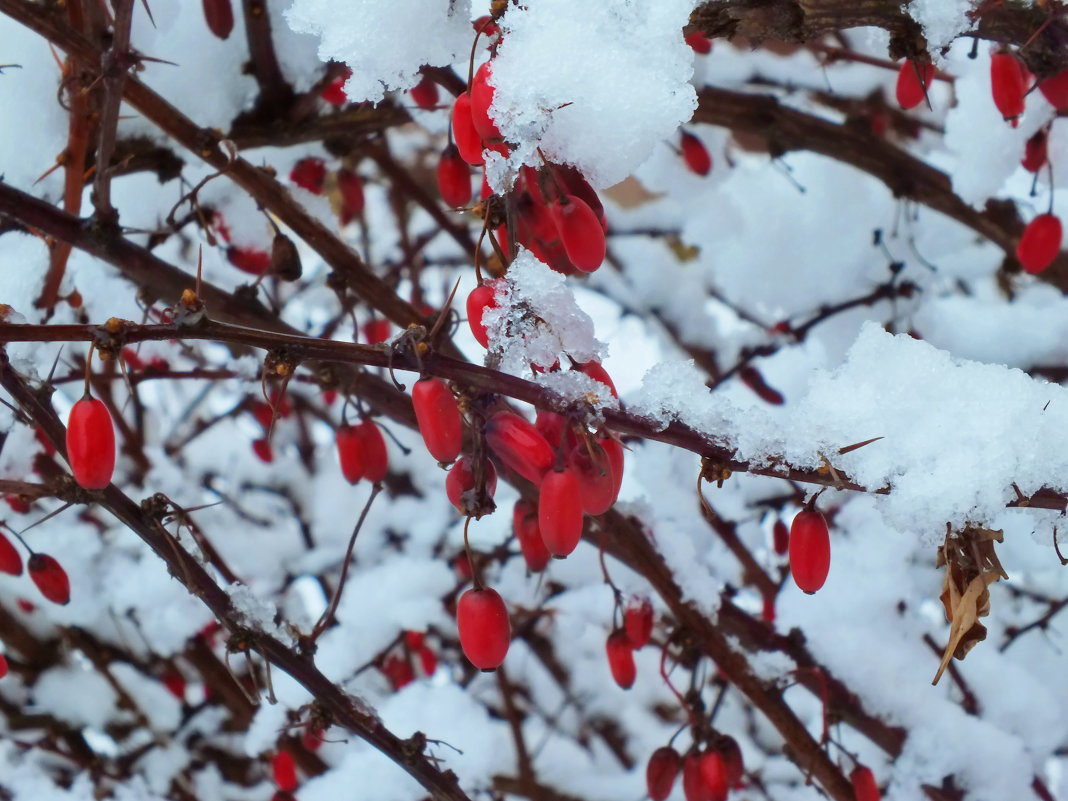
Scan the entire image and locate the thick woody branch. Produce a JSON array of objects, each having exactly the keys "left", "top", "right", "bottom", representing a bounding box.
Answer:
[{"left": 90, "top": 0, "right": 135, "bottom": 224}]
